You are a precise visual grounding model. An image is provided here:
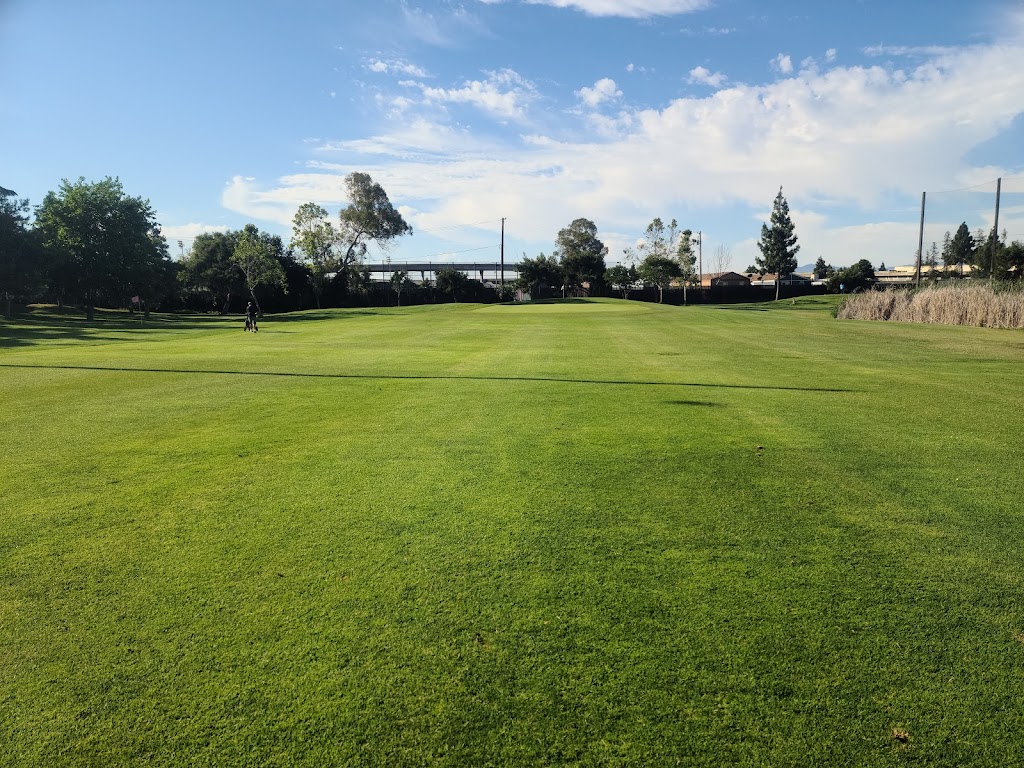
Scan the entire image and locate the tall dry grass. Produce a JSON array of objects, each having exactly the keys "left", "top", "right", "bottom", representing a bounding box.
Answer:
[{"left": 836, "top": 282, "right": 1024, "bottom": 329}]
